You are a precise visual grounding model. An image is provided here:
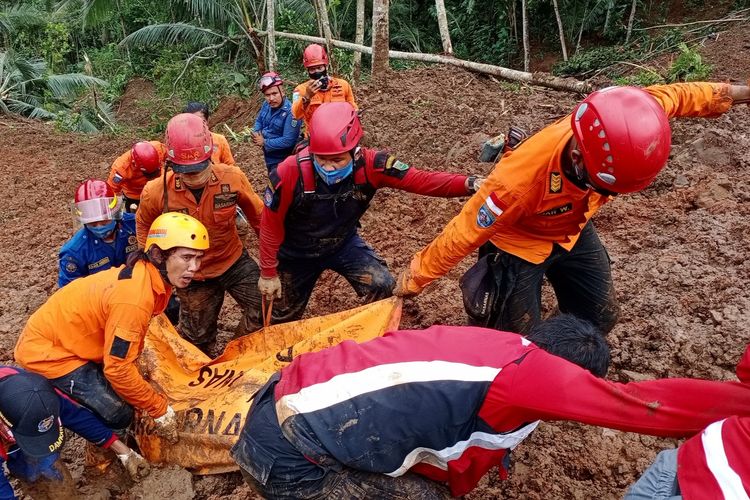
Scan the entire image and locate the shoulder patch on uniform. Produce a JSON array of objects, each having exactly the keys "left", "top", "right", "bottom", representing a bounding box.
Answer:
[
  {"left": 549, "top": 172, "right": 563, "bottom": 193},
  {"left": 110, "top": 336, "right": 131, "bottom": 360},
  {"left": 476, "top": 193, "right": 505, "bottom": 228},
  {"left": 264, "top": 184, "right": 281, "bottom": 211},
  {"left": 128, "top": 235, "right": 137, "bottom": 245},
  {"left": 376, "top": 152, "right": 410, "bottom": 180},
  {"left": 292, "top": 92, "right": 300, "bottom": 102},
  {"left": 291, "top": 119, "right": 298, "bottom": 127},
  {"left": 64, "top": 260, "right": 78, "bottom": 273},
  {"left": 112, "top": 173, "right": 123, "bottom": 184}
]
